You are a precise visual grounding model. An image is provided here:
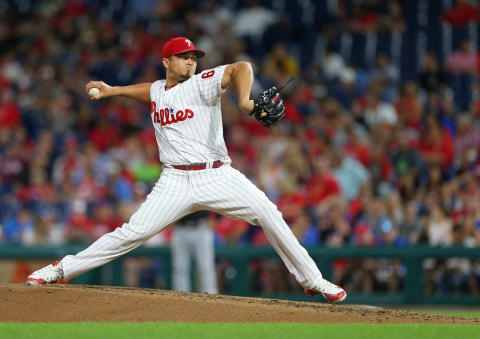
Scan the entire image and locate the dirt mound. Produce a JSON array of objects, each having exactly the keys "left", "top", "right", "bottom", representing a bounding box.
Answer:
[{"left": 1, "top": 284, "right": 479, "bottom": 324}]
